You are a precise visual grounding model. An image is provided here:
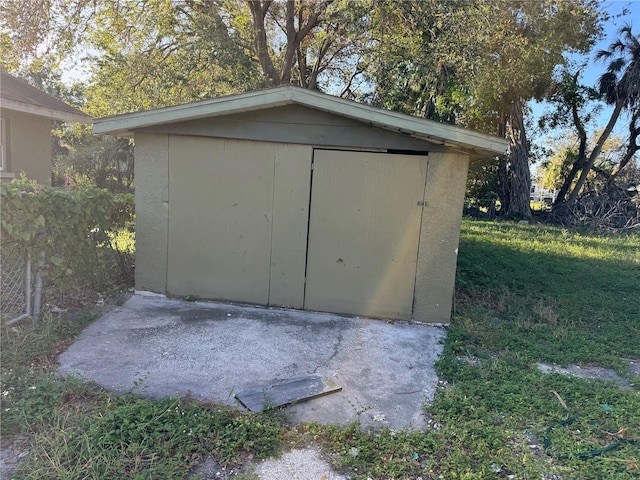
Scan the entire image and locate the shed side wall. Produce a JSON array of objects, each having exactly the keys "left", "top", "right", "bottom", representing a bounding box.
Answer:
[
  {"left": 134, "top": 133, "right": 169, "bottom": 293},
  {"left": 413, "top": 152, "right": 469, "bottom": 323}
]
